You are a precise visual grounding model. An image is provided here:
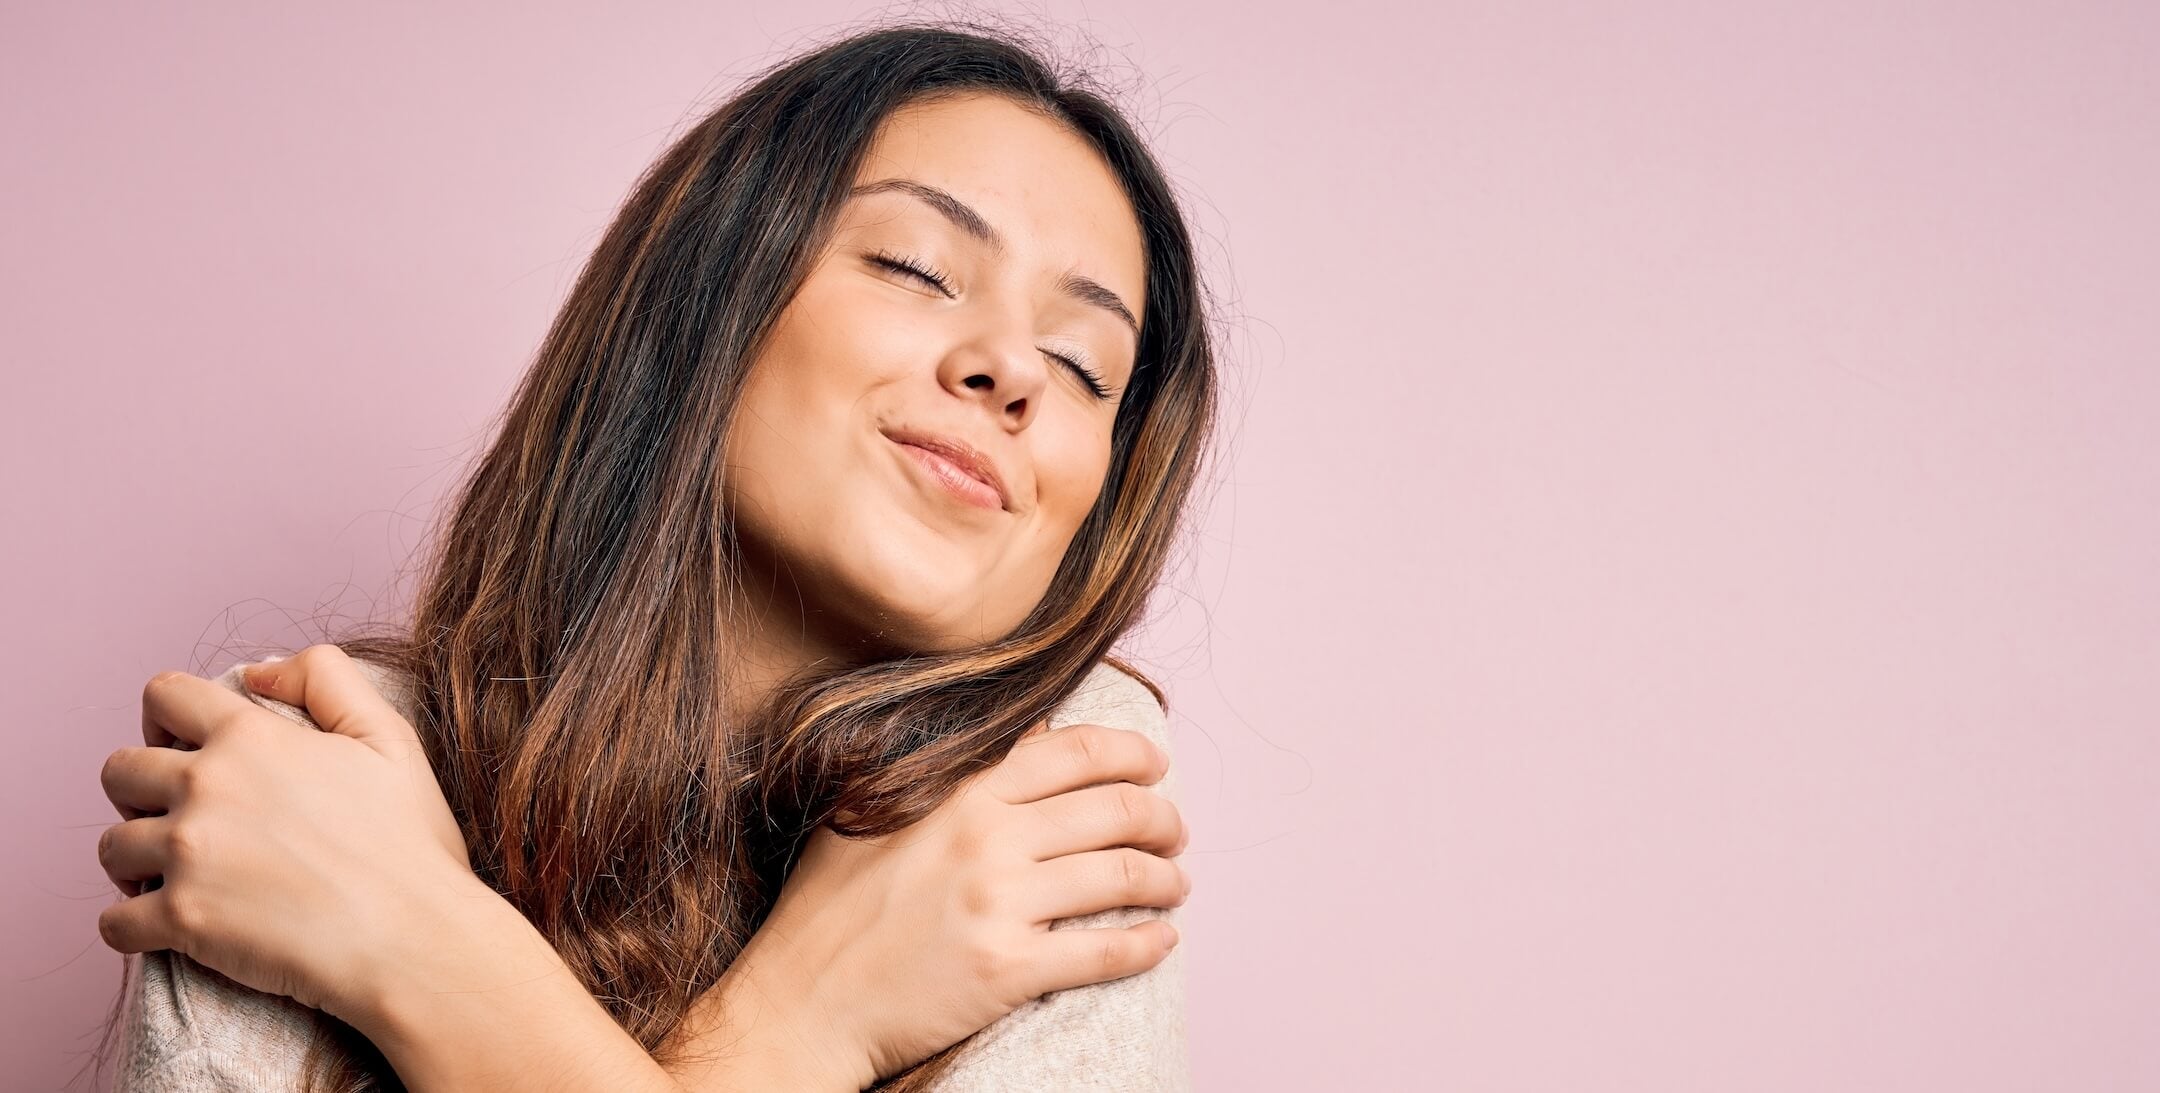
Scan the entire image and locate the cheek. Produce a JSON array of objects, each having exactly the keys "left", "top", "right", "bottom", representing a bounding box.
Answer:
[
  {"left": 730, "top": 282, "right": 911, "bottom": 463},
  {"left": 1031, "top": 426, "right": 1116, "bottom": 538},
  {"left": 753, "top": 285, "right": 902, "bottom": 405},
  {"left": 722, "top": 297, "right": 881, "bottom": 532}
]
